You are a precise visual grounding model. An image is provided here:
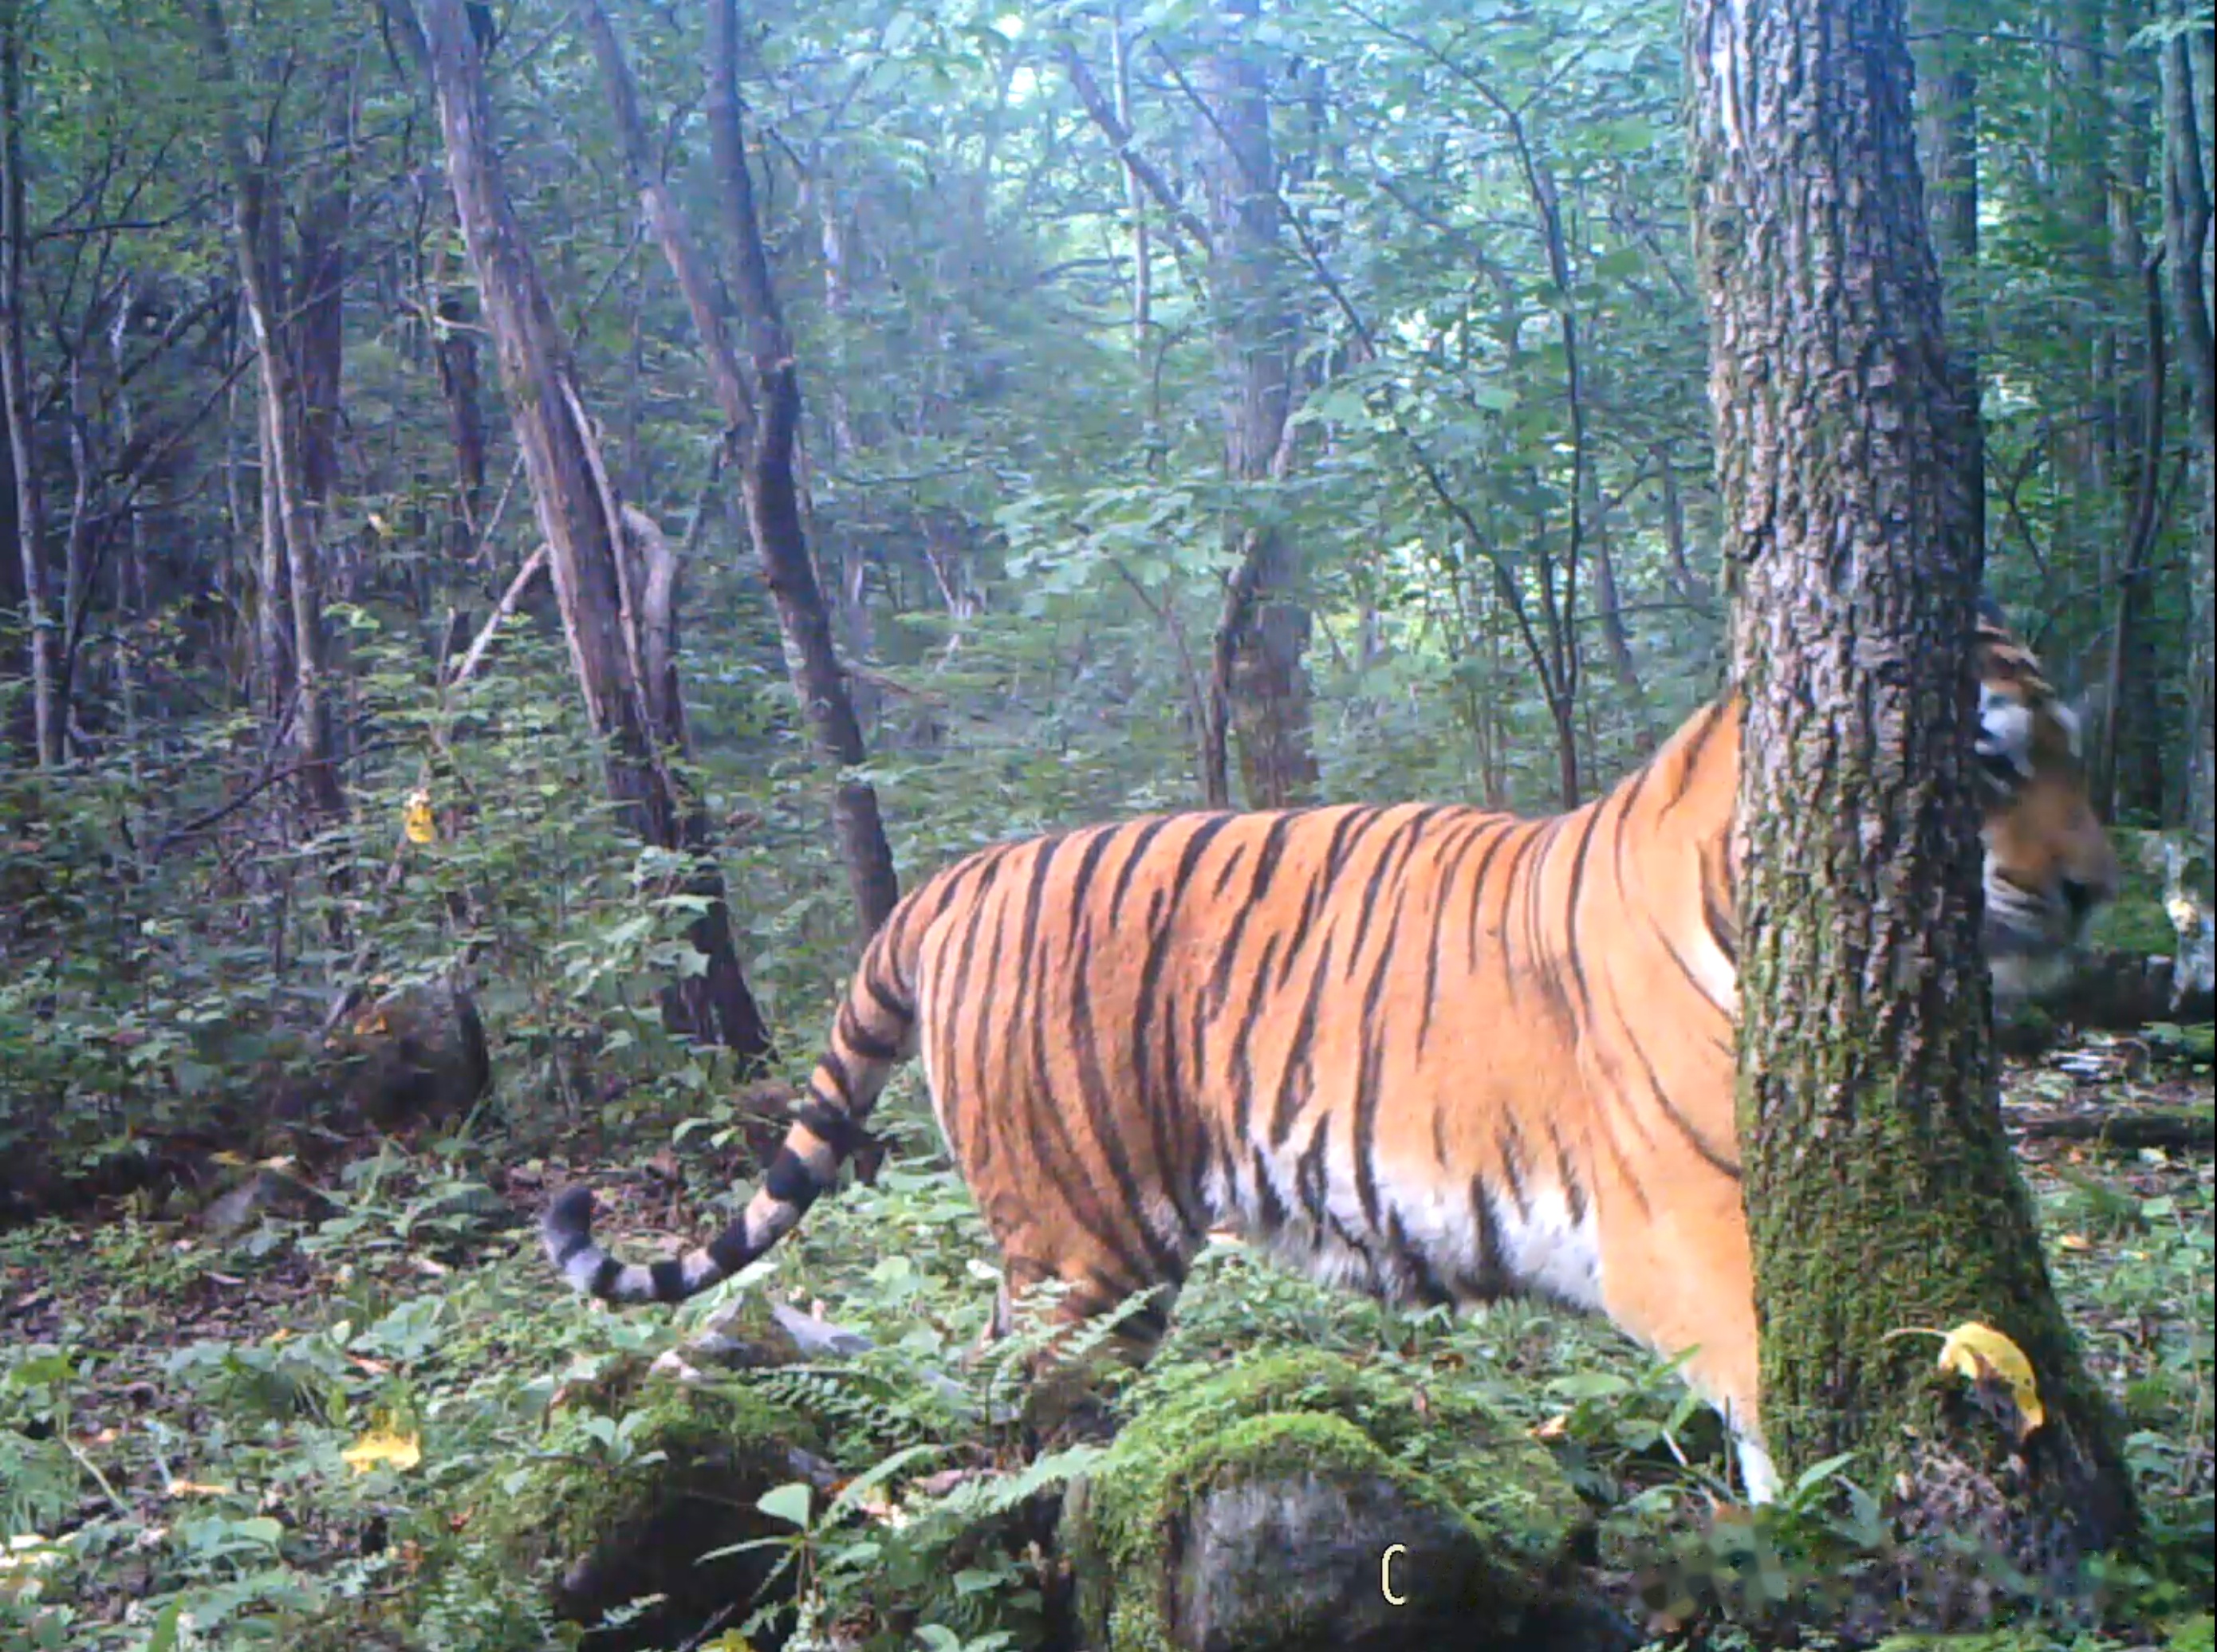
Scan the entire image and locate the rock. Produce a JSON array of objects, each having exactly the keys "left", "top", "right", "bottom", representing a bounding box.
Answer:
[
  {"left": 472, "top": 1357, "right": 820, "bottom": 1652},
  {"left": 202, "top": 1163, "right": 338, "bottom": 1236},
  {"left": 1061, "top": 1348, "right": 1635, "bottom": 1652},
  {"left": 267, "top": 978, "right": 491, "bottom": 1146}
]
